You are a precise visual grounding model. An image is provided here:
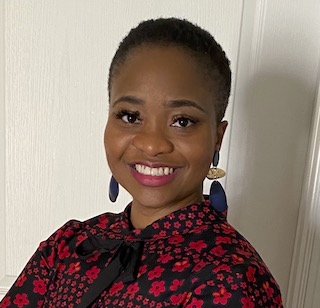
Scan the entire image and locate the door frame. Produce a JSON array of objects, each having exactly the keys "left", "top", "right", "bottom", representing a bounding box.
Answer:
[{"left": 286, "top": 80, "right": 320, "bottom": 307}]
